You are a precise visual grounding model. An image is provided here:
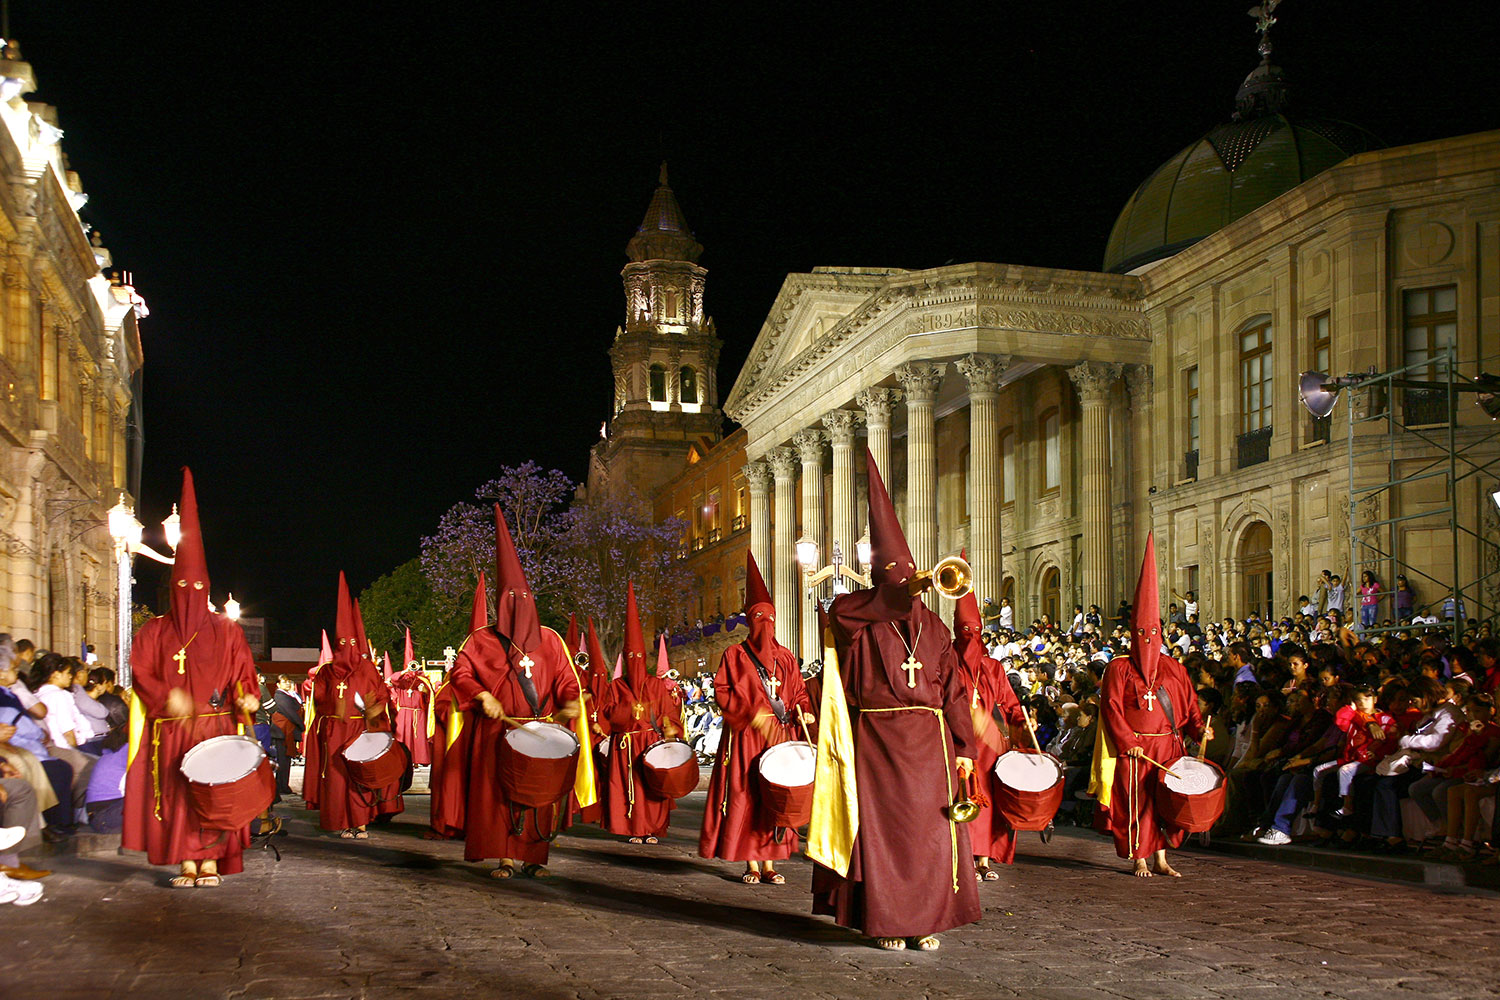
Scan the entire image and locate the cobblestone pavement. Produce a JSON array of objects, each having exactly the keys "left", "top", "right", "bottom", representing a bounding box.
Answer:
[{"left": 6, "top": 791, "right": 1500, "bottom": 1000}]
